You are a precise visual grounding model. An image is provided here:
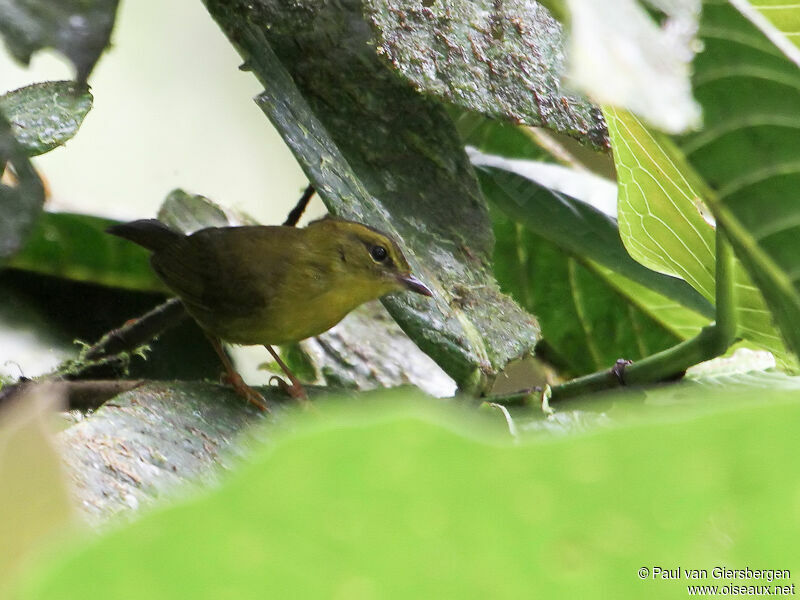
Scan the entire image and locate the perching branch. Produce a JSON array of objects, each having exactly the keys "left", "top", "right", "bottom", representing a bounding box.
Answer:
[{"left": 83, "top": 298, "right": 187, "bottom": 361}]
